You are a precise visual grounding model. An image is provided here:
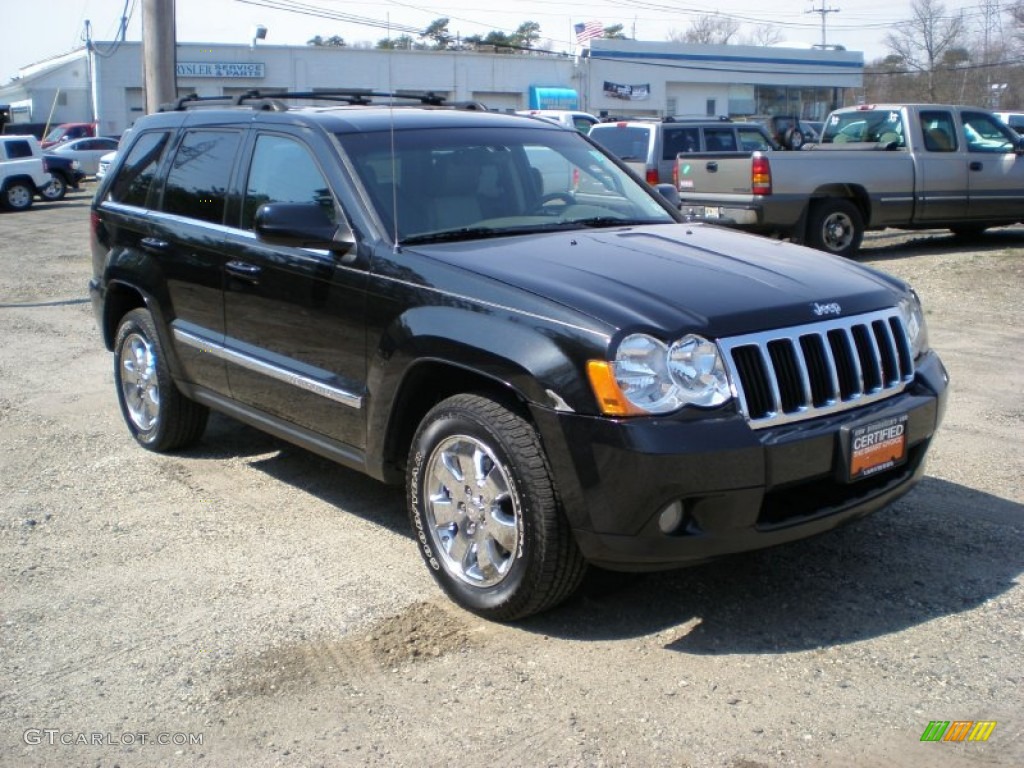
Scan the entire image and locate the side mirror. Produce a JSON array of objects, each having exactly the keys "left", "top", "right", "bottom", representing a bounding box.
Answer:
[
  {"left": 654, "top": 183, "right": 680, "bottom": 208},
  {"left": 254, "top": 202, "right": 354, "bottom": 253}
]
